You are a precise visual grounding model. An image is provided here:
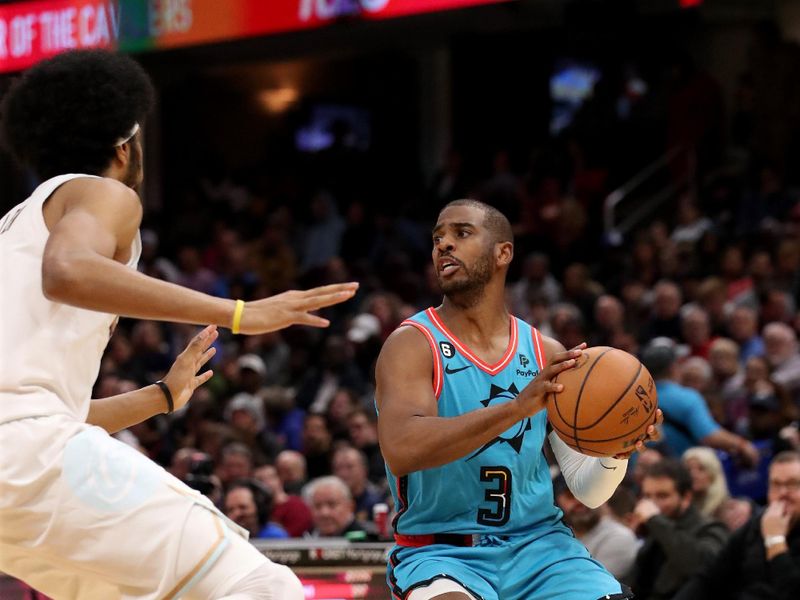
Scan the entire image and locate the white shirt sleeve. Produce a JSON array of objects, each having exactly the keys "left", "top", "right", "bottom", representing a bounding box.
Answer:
[{"left": 548, "top": 431, "right": 628, "bottom": 508}]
